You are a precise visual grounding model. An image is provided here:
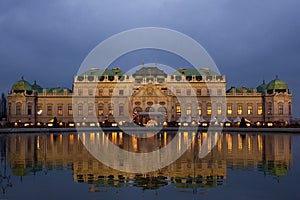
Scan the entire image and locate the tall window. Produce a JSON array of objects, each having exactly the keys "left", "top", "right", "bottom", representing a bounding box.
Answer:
[
  {"left": 98, "top": 103, "right": 104, "bottom": 116},
  {"left": 207, "top": 89, "right": 211, "bottom": 96},
  {"left": 227, "top": 104, "right": 232, "bottom": 115},
  {"left": 288, "top": 102, "right": 292, "bottom": 115},
  {"left": 47, "top": 105, "right": 52, "bottom": 116},
  {"left": 176, "top": 89, "right": 181, "bottom": 95},
  {"left": 119, "top": 89, "right": 124, "bottom": 96},
  {"left": 257, "top": 104, "right": 263, "bottom": 115},
  {"left": 197, "top": 89, "right": 201, "bottom": 96},
  {"left": 247, "top": 104, "right": 253, "bottom": 115},
  {"left": 109, "top": 88, "right": 113, "bottom": 96},
  {"left": 217, "top": 89, "right": 222, "bottom": 96},
  {"left": 88, "top": 104, "right": 93, "bottom": 115},
  {"left": 88, "top": 89, "right": 93, "bottom": 96},
  {"left": 68, "top": 105, "right": 73, "bottom": 116},
  {"left": 237, "top": 104, "right": 243, "bottom": 115},
  {"left": 57, "top": 104, "right": 63, "bottom": 116},
  {"left": 78, "top": 89, "right": 83, "bottom": 96},
  {"left": 27, "top": 103, "right": 32, "bottom": 115},
  {"left": 198, "top": 104, "right": 202, "bottom": 115},
  {"left": 278, "top": 103, "right": 283, "bottom": 115},
  {"left": 186, "top": 89, "right": 191, "bottom": 96},
  {"left": 78, "top": 104, "right": 83, "bottom": 116},
  {"left": 16, "top": 103, "right": 21, "bottom": 115},
  {"left": 206, "top": 103, "right": 212, "bottom": 115},
  {"left": 108, "top": 104, "right": 113, "bottom": 115},
  {"left": 268, "top": 102, "right": 272, "bottom": 115},
  {"left": 217, "top": 104, "right": 222, "bottom": 115},
  {"left": 186, "top": 105, "right": 191, "bottom": 115},
  {"left": 98, "top": 89, "right": 103, "bottom": 96},
  {"left": 119, "top": 105, "right": 124, "bottom": 116},
  {"left": 176, "top": 104, "right": 181, "bottom": 116}
]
